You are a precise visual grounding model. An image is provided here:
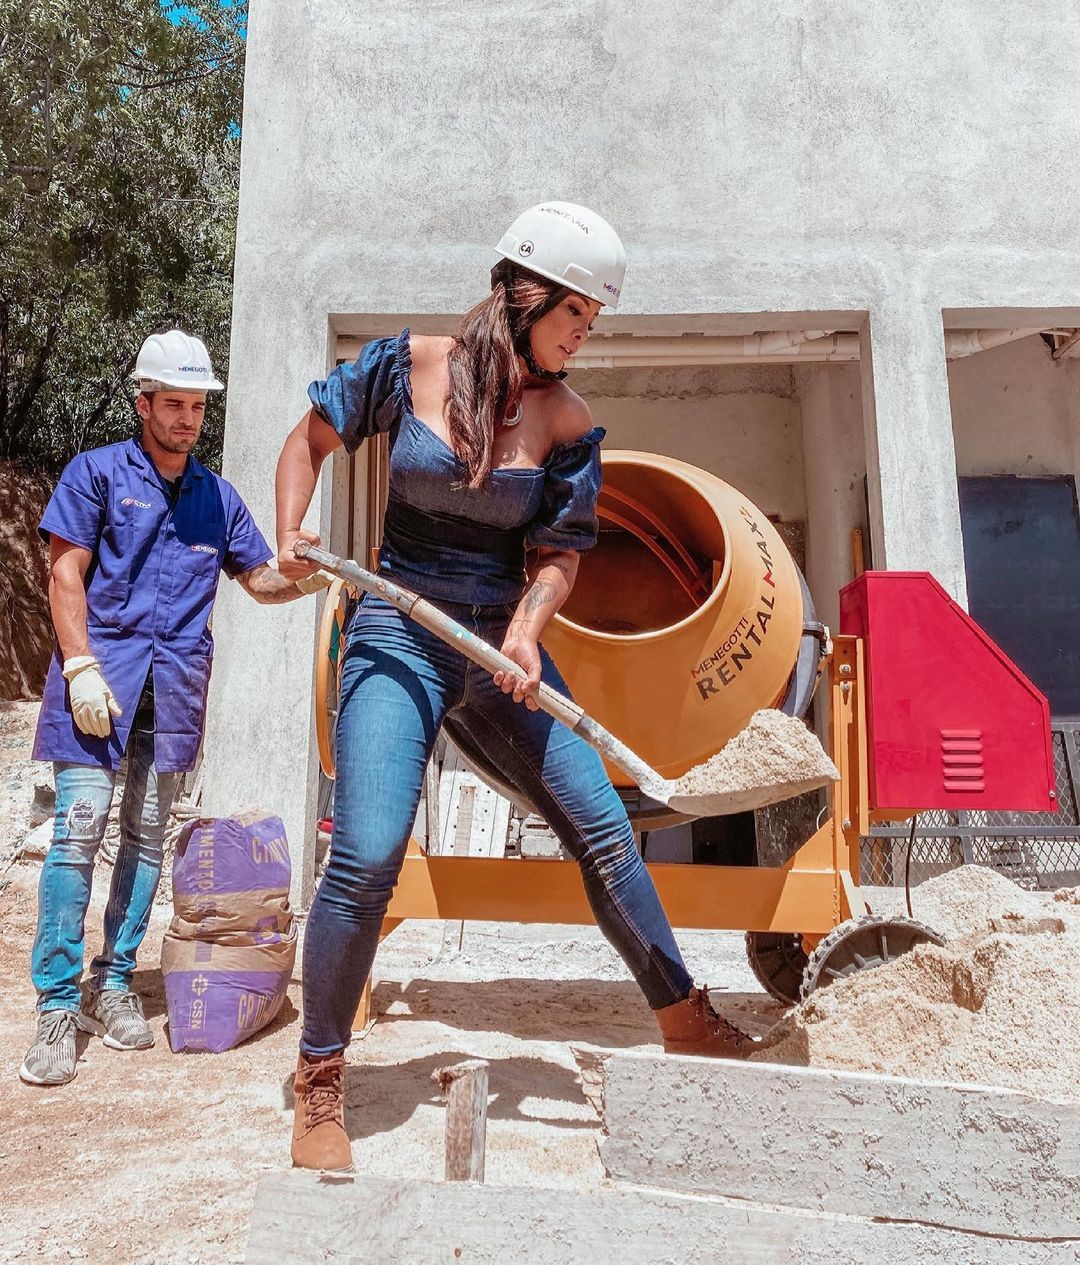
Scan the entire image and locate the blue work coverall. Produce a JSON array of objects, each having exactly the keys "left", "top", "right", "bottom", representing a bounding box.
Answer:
[{"left": 30, "top": 437, "right": 272, "bottom": 1010}]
